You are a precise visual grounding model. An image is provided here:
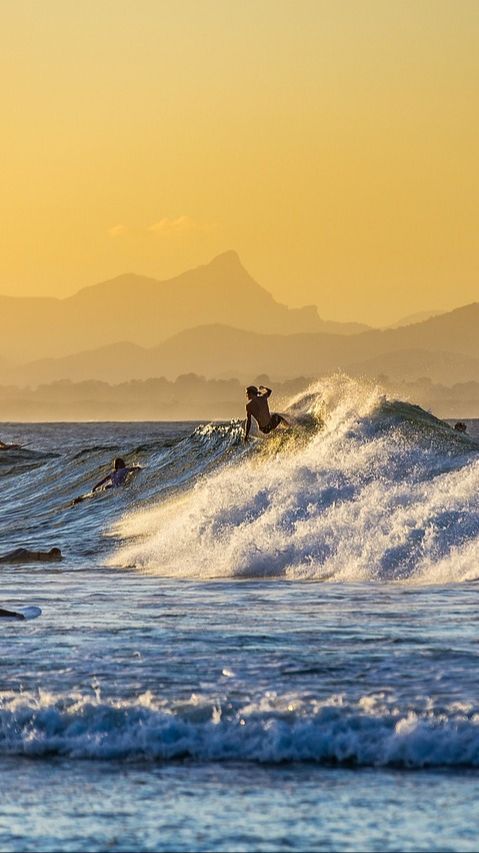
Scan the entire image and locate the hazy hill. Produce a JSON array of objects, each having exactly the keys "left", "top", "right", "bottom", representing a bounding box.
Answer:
[
  {"left": 0, "top": 326, "right": 346, "bottom": 384},
  {"left": 0, "top": 251, "right": 368, "bottom": 363},
  {"left": 138, "top": 305, "right": 479, "bottom": 379},
  {"left": 366, "top": 303, "right": 479, "bottom": 358},
  {"left": 345, "top": 349, "right": 479, "bottom": 385},
  {"left": 2, "top": 301, "right": 479, "bottom": 386},
  {"left": 385, "top": 310, "right": 443, "bottom": 329},
  {"left": 1, "top": 342, "right": 155, "bottom": 386}
]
